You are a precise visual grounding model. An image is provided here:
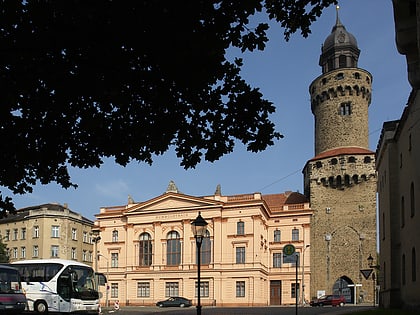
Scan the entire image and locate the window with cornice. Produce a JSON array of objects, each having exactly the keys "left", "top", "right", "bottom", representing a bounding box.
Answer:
[
  {"left": 112, "top": 230, "right": 119, "bottom": 242},
  {"left": 237, "top": 221, "right": 244, "bottom": 235},
  {"left": 274, "top": 230, "right": 281, "bottom": 242}
]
